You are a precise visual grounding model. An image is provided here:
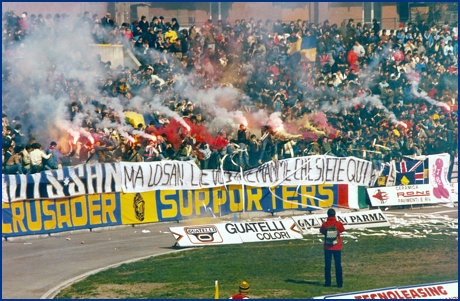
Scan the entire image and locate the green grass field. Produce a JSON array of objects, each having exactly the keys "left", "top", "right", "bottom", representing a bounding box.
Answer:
[{"left": 56, "top": 229, "right": 457, "bottom": 299}]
